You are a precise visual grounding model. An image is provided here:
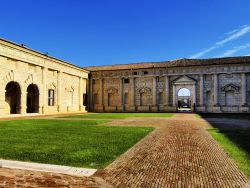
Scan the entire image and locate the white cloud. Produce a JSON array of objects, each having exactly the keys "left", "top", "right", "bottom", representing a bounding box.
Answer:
[
  {"left": 219, "top": 44, "right": 250, "bottom": 57},
  {"left": 190, "top": 24, "right": 250, "bottom": 58},
  {"left": 244, "top": 54, "right": 250, "bottom": 56}
]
